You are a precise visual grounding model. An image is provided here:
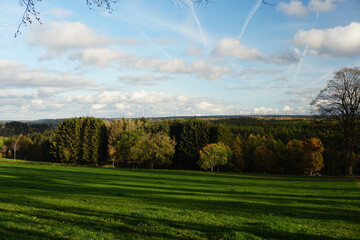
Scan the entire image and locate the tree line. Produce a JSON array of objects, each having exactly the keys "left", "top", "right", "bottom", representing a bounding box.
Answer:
[{"left": 1, "top": 116, "right": 359, "bottom": 175}]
